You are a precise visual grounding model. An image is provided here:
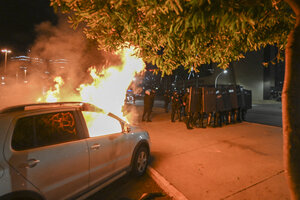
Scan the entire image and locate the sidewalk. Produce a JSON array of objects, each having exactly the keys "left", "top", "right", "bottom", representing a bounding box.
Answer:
[{"left": 131, "top": 104, "right": 290, "bottom": 200}]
